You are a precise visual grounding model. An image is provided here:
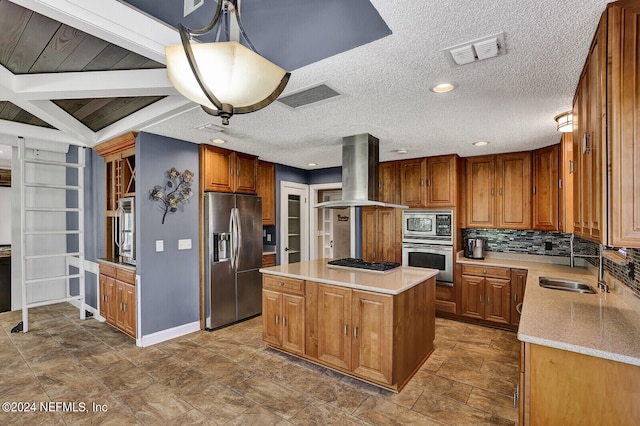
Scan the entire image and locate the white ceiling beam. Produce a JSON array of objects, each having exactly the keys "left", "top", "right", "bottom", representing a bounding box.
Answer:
[
  {"left": 0, "top": 64, "right": 95, "bottom": 144},
  {"left": 8, "top": 0, "right": 180, "bottom": 64},
  {"left": 95, "top": 96, "right": 196, "bottom": 144},
  {"left": 15, "top": 69, "right": 178, "bottom": 100},
  {"left": 0, "top": 119, "right": 84, "bottom": 146}
]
